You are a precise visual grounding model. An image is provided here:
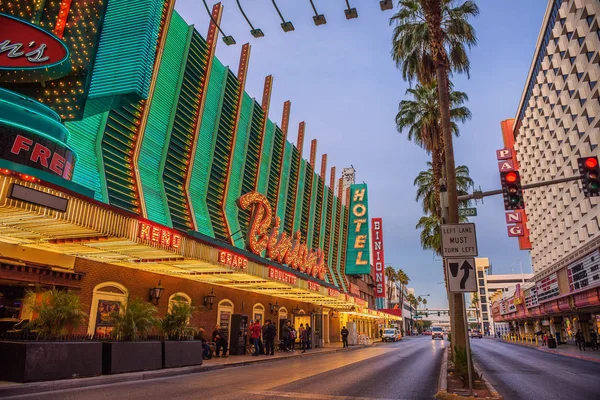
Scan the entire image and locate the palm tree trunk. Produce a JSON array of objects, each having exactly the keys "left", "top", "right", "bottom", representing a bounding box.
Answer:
[{"left": 421, "top": 0, "right": 466, "bottom": 355}]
